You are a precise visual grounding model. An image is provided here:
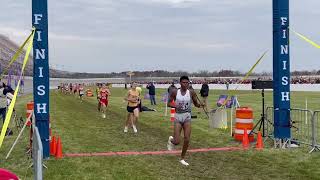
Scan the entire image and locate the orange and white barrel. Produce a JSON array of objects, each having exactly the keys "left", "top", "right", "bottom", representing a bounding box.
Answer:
[
  {"left": 234, "top": 107, "right": 254, "bottom": 142},
  {"left": 26, "top": 101, "right": 34, "bottom": 126},
  {"left": 86, "top": 89, "right": 93, "bottom": 97},
  {"left": 170, "top": 108, "right": 175, "bottom": 122},
  {"left": 26, "top": 101, "right": 34, "bottom": 150}
]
